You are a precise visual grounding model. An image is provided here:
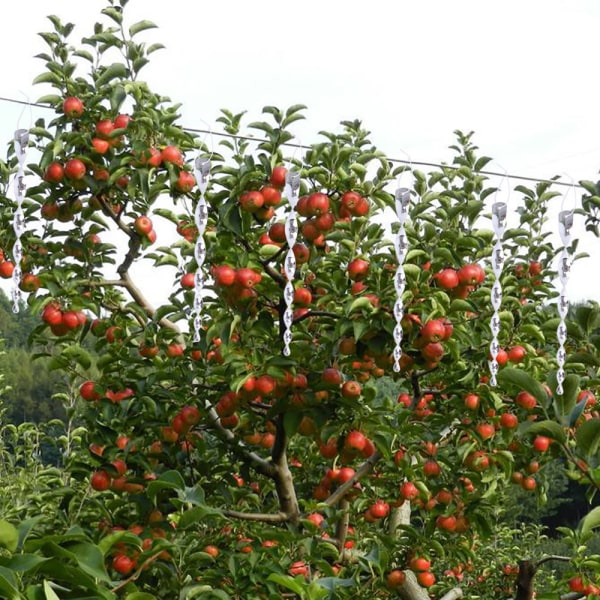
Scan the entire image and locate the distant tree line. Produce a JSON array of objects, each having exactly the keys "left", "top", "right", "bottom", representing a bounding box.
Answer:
[{"left": 0, "top": 290, "right": 66, "bottom": 424}]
